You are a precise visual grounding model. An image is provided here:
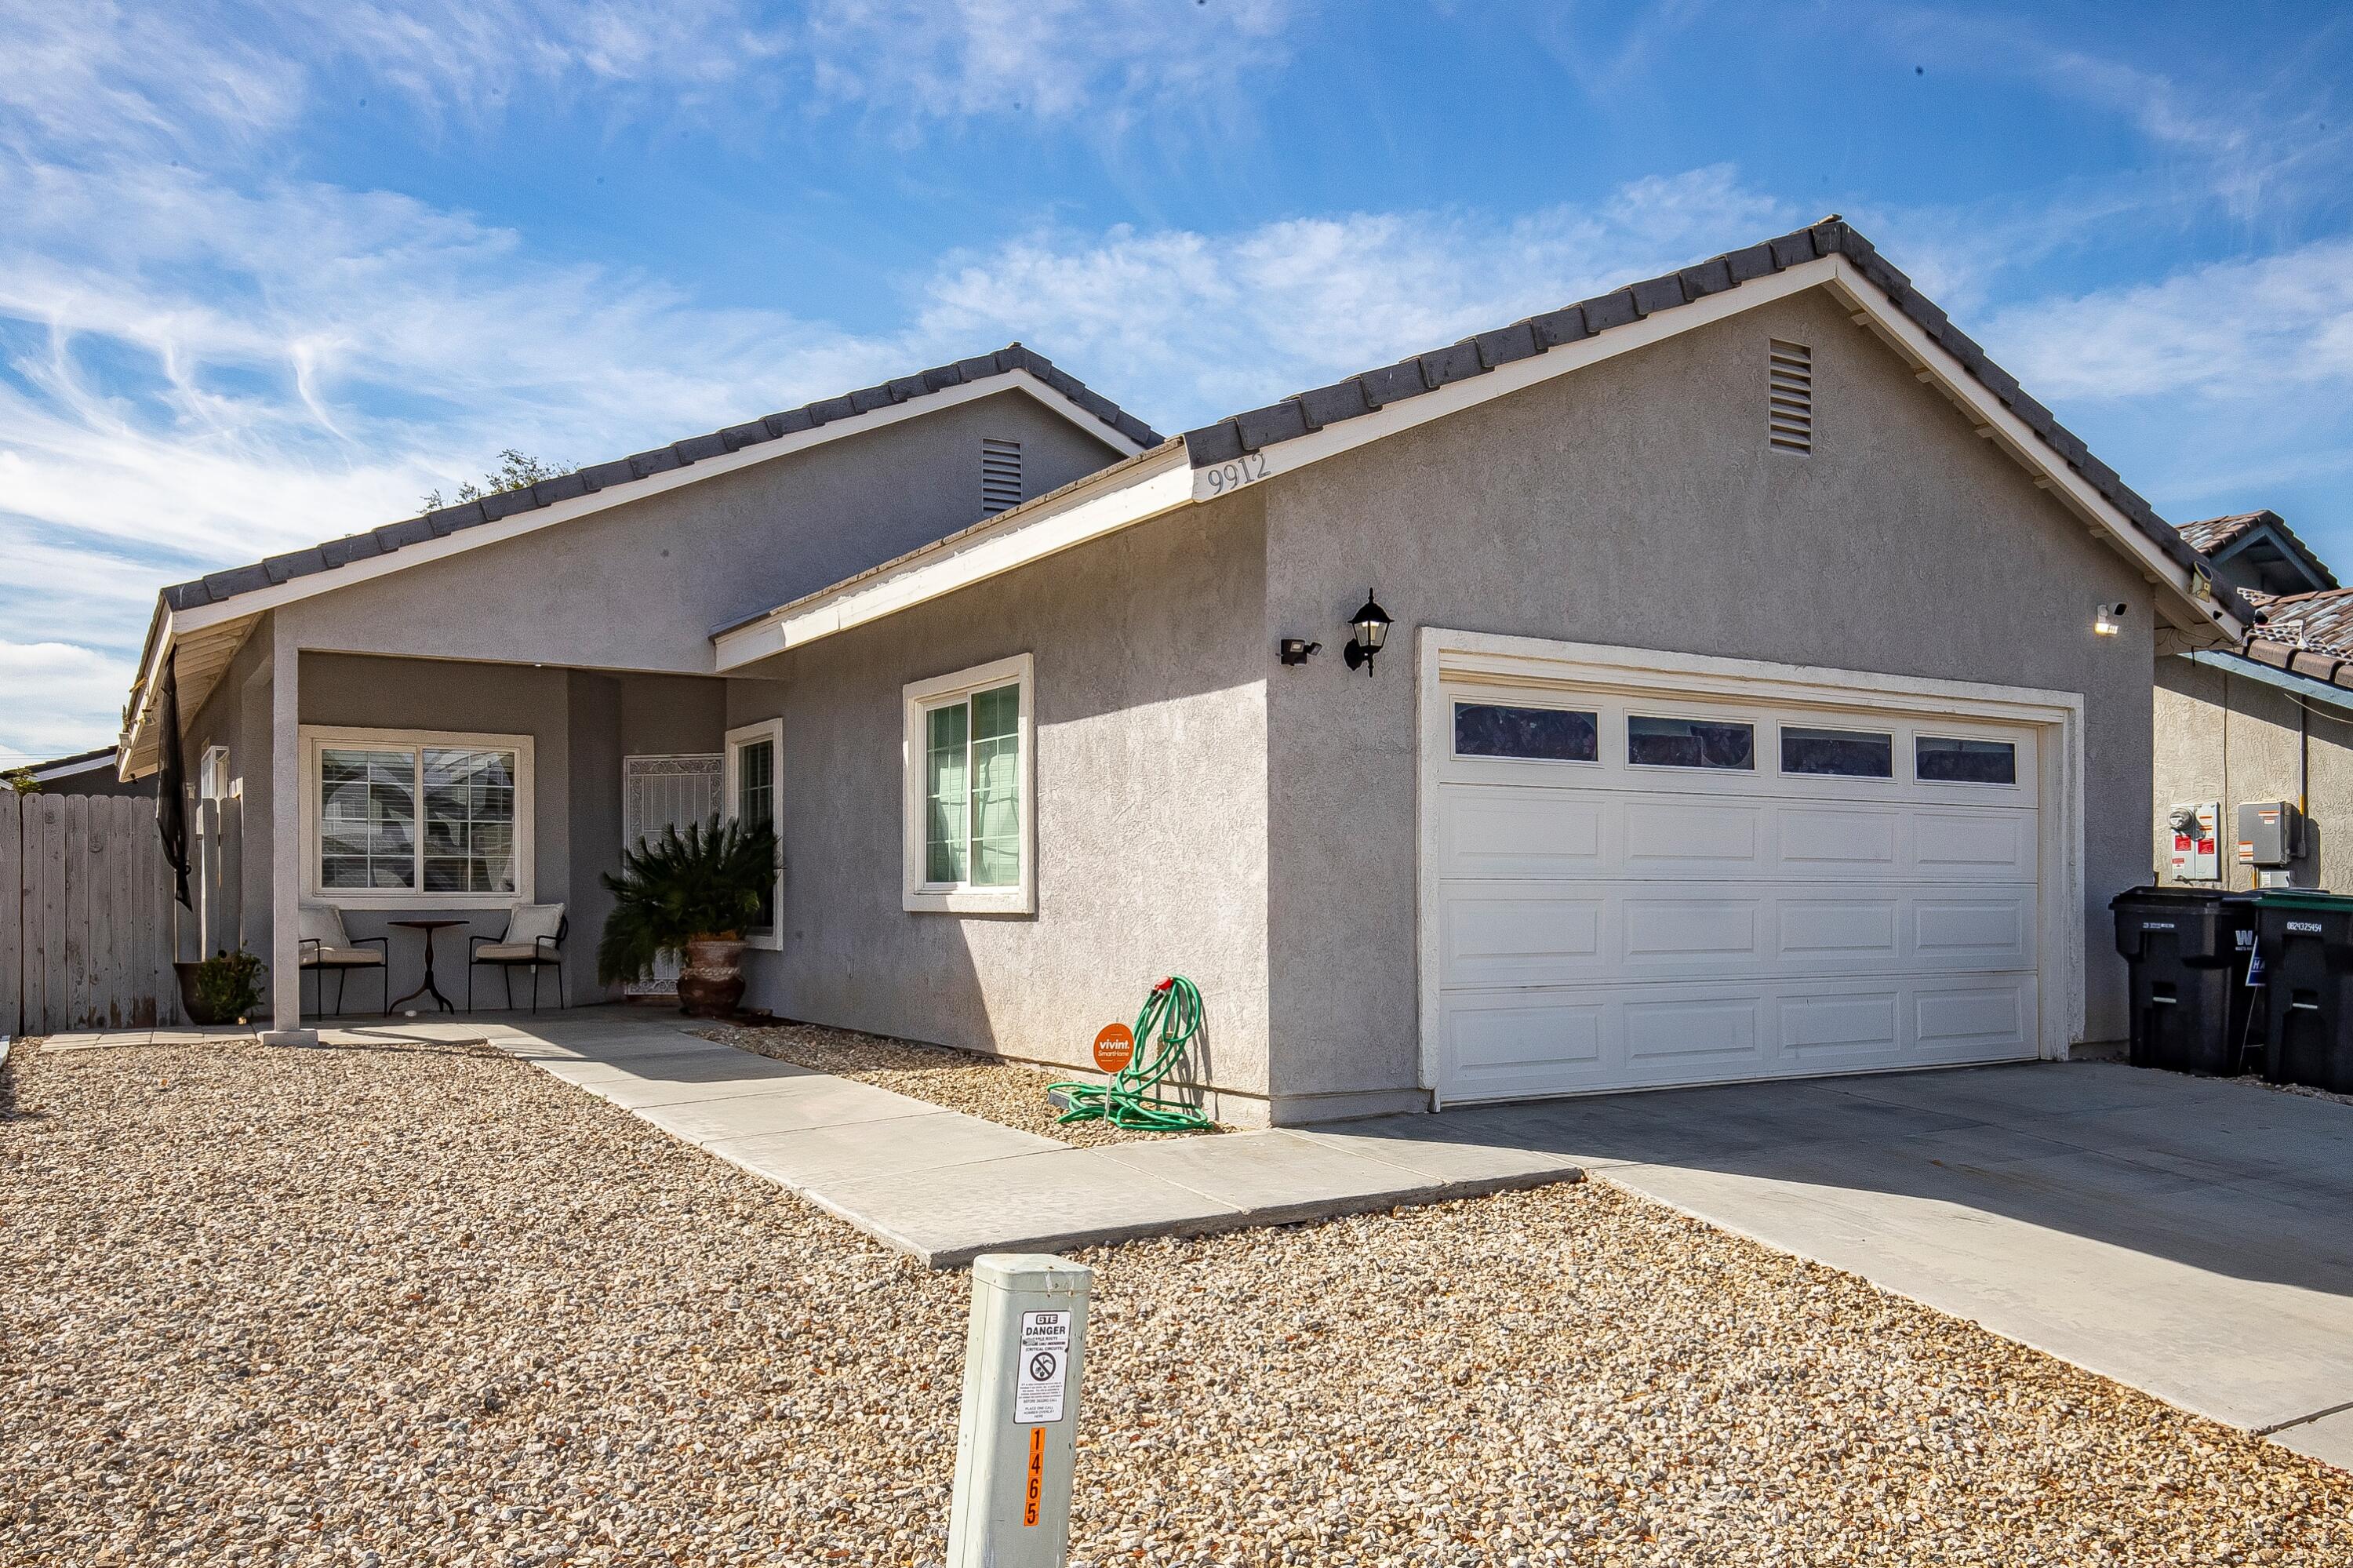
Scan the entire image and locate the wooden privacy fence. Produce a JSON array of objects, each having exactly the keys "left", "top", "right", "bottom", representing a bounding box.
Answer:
[{"left": 2, "top": 791, "right": 185, "bottom": 1035}]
